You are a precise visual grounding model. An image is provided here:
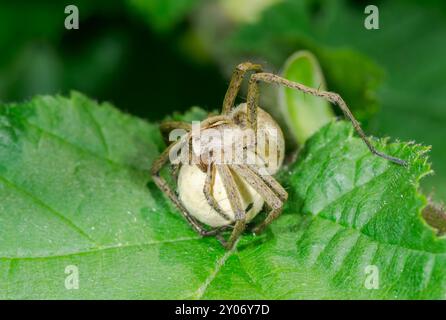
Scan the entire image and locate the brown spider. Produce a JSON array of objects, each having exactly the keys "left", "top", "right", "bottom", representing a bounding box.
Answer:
[{"left": 151, "top": 62, "right": 406, "bottom": 250}]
